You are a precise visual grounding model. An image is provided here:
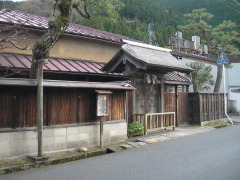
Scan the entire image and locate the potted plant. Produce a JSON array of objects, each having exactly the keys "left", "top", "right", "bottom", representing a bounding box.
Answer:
[{"left": 128, "top": 122, "right": 144, "bottom": 138}]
